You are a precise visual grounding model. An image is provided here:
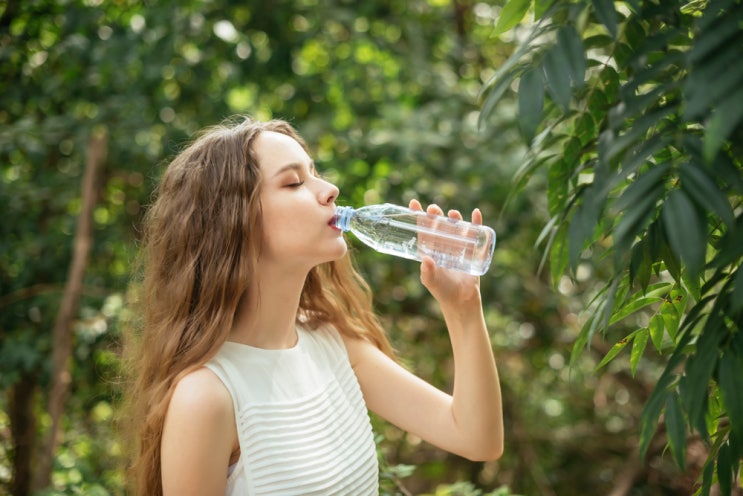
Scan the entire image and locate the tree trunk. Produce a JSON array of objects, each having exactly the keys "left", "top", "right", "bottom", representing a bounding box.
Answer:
[
  {"left": 33, "top": 128, "right": 107, "bottom": 491},
  {"left": 8, "top": 374, "right": 37, "bottom": 496}
]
